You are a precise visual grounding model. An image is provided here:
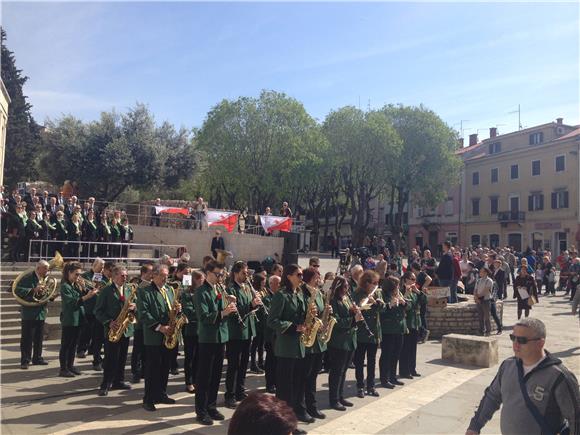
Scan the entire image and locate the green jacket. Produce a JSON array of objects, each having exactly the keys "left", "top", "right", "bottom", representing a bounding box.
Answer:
[
  {"left": 353, "top": 288, "right": 382, "bottom": 344},
  {"left": 81, "top": 271, "right": 103, "bottom": 316},
  {"left": 328, "top": 296, "right": 357, "bottom": 351},
  {"left": 59, "top": 282, "right": 86, "bottom": 327},
  {"left": 194, "top": 281, "right": 229, "bottom": 344},
  {"left": 14, "top": 271, "right": 48, "bottom": 321},
  {"left": 403, "top": 291, "right": 421, "bottom": 331},
  {"left": 267, "top": 287, "right": 306, "bottom": 359},
  {"left": 94, "top": 282, "right": 135, "bottom": 338},
  {"left": 302, "top": 284, "right": 327, "bottom": 354},
  {"left": 227, "top": 281, "right": 257, "bottom": 340},
  {"left": 262, "top": 290, "right": 276, "bottom": 343},
  {"left": 136, "top": 282, "right": 174, "bottom": 346},
  {"left": 380, "top": 298, "right": 407, "bottom": 335},
  {"left": 181, "top": 289, "right": 197, "bottom": 337}
]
